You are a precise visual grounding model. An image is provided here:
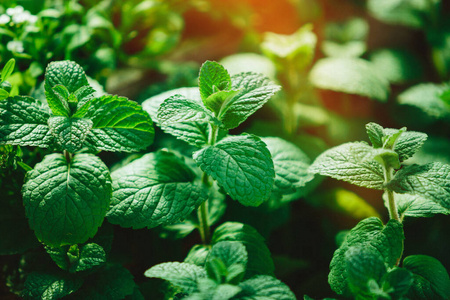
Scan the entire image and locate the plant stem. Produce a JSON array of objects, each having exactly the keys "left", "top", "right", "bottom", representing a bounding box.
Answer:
[
  {"left": 383, "top": 163, "right": 400, "bottom": 222},
  {"left": 196, "top": 124, "right": 218, "bottom": 244},
  {"left": 64, "top": 150, "right": 71, "bottom": 164}
]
